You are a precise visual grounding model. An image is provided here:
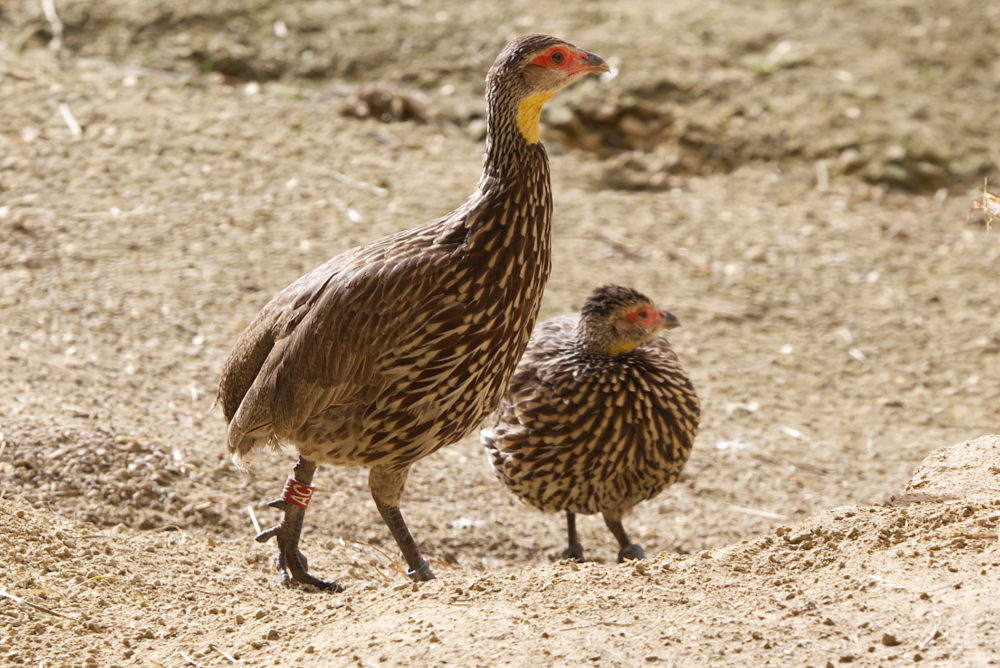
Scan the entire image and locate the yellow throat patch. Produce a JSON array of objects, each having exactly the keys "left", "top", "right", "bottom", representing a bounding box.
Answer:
[
  {"left": 608, "top": 341, "right": 640, "bottom": 356},
  {"left": 516, "top": 92, "right": 556, "bottom": 144}
]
